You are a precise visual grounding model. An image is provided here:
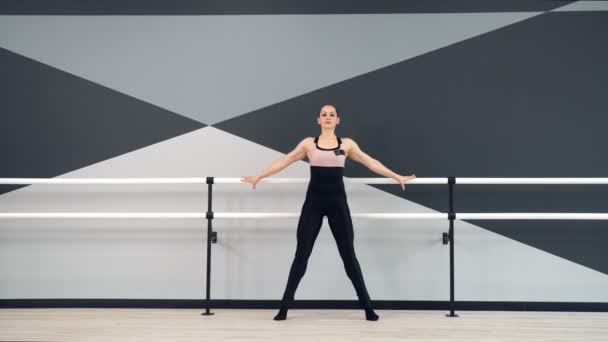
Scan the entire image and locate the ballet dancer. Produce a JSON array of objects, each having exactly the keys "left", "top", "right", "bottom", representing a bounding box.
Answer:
[{"left": 241, "top": 104, "right": 416, "bottom": 321}]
